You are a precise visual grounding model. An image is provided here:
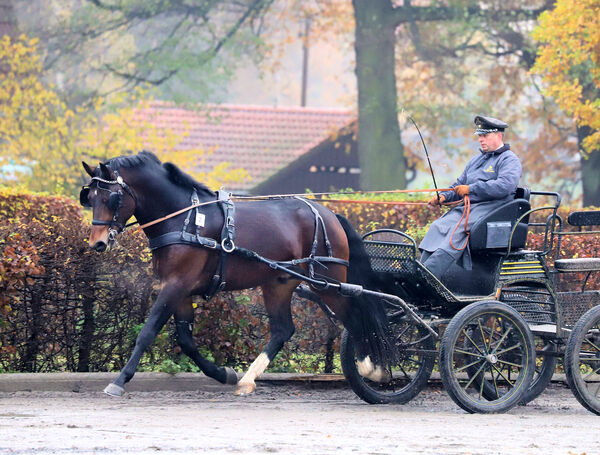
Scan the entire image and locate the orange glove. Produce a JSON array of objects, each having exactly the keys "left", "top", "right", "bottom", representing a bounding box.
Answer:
[
  {"left": 454, "top": 185, "right": 470, "bottom": 198},
  {"left": 428, "top": 194, "right": 446, "bottom": 206}
]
